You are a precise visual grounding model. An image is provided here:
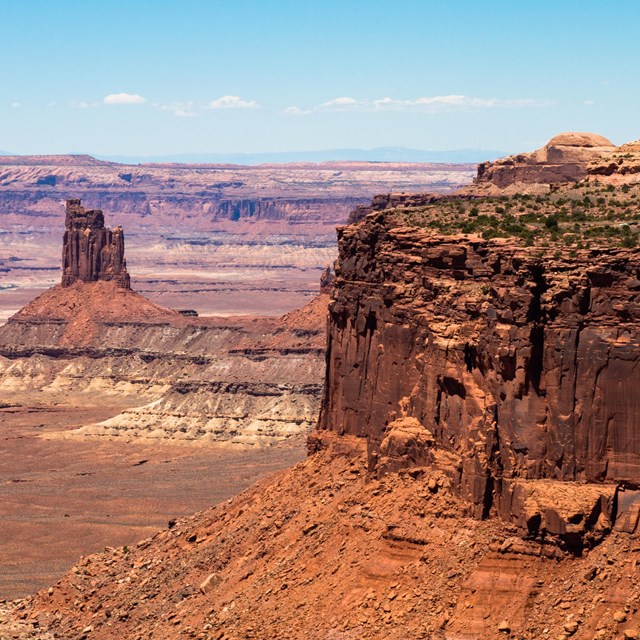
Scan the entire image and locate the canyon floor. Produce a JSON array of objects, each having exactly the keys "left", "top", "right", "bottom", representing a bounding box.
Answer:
[
  {"left": 0, "top": 286, "right": 326, "bottom": 600},
  {"left": 0, "top": 401, "right": 305, "bottom": 599}
]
